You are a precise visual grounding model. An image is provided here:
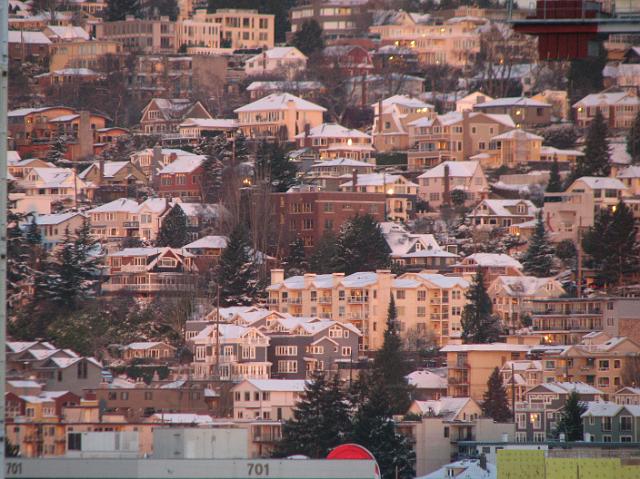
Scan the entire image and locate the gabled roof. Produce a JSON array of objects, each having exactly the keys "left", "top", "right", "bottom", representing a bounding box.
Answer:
[
  {"left": 471, "top": 199, "right": 537, "bottom": 217},
  {"left": 418, "top": 161, "right": 481, "bottom": 179},
  {"left": 27, "top": 167, "right": 77, "bottom": 188},
  {"left": 374, "top": 94, "right": 433, "bottom": 111},
  {"left": 45, "top": 25, "right": 90, "bottom": 41},
  {"left": 412, "top": 396, "right": 475, "bottom": 420},
  {"left": 581, "top": 401, "right": 640, "bottom": 418},
  {"left": 492, "top": 276, "right": 561, "bottom": 297},
  {"left": 492, "top": 129, "right": 543, "bottom": 141},
  {"left": 294, "top": 123, "right": 370, "bottom": 140},
  {"left": 88, "top": 198, "right": 139, "bottom": 214},
  {"left": 310, "top": 158, "right": 374, "bottom": 169},
  {"left": 574, "top": 91, "right": 640, "bottom": 107},
  {"left": 79, "top": 161, "right": 131, "bottom": 179},
  {"left": 407, "top": 370, "right": 447, "bottom": 390},
  {"left": 158, "top": 155, "right": 205, "bottom": 174},
  {"left": 243, "top": 379, "right": 307, "bottom": 392},
  {"left": 474, "top": 96, "right": 551, "bottom": 108},
  {"left": 31, "top": 212, "right": 84, "bottom": 226},
  {"left": 235, "top": 93, "right": 326, "bottom": 113},
  {"left": 340, "top": 172, "right": 418, "bottom": 188},
  {"left": 8, "top": 30, "right": 51, "bottom": 44},
  {"left": 532, "top": 381, "right": 603, "bottom": 395},
  {"left": 184, "top": 235, "right": 228, "bottom": 249},
  {"left": 144, "top": 98, "right": 211, "bottom": 121},
  {"left": 125, "top": 342, "right": 175, "bottom": 351},
  {"left": 459, "top": 253, "right": 523, "bottom": 269},
  {"left": 572, "top": 176, "right": 627, "bottom": 190},
  {"left": 246, "top": 46, "right": 307, "bottom": 63}
]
